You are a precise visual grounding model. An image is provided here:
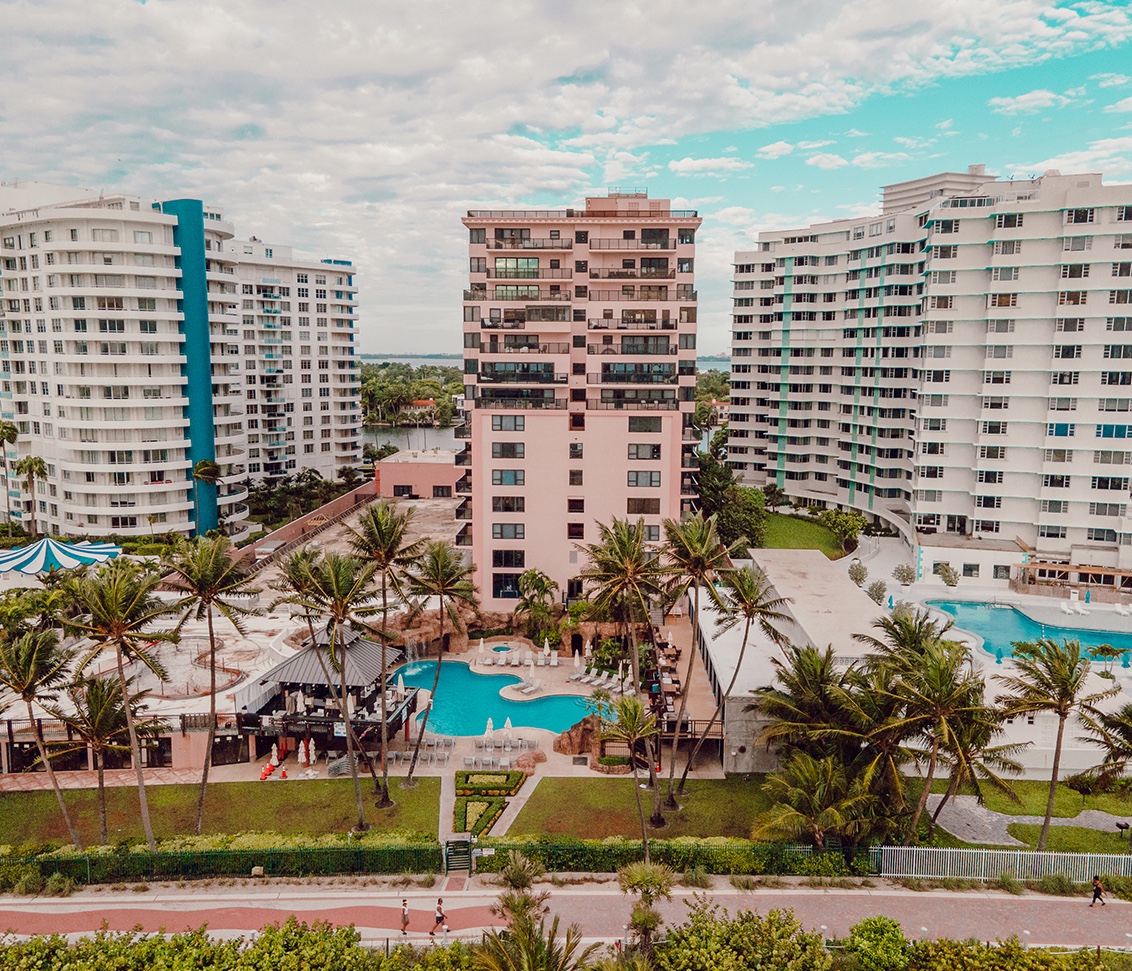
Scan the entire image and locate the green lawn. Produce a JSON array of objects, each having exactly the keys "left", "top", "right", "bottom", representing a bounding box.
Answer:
[
  {"left": 1007, "top": 823, "right": 1132, "bottom": 854},
  {"left": 509, "top": 776, "right": 770, "bottom": 839},
  {"left": 0, "top": 778, "right": 440, "bottom": 849},
  {"left": 762, "top": 513, "right": 845, "bottom": 560},
  {"left": 930, "top": 778, "right": 1132, "bottom": 820}
]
